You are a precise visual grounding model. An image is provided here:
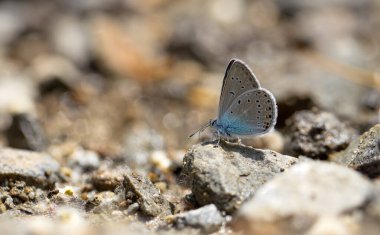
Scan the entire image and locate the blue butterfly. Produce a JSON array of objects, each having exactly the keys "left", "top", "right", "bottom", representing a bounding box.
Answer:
[{"left": 190, "top": 59, "right": 277, "bottom": 140}]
